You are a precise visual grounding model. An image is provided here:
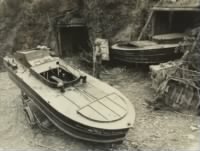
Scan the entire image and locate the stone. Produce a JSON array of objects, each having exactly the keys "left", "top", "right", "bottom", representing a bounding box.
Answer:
[{"left": 190, "top": 125, "right": 199, "bottom": 131}]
